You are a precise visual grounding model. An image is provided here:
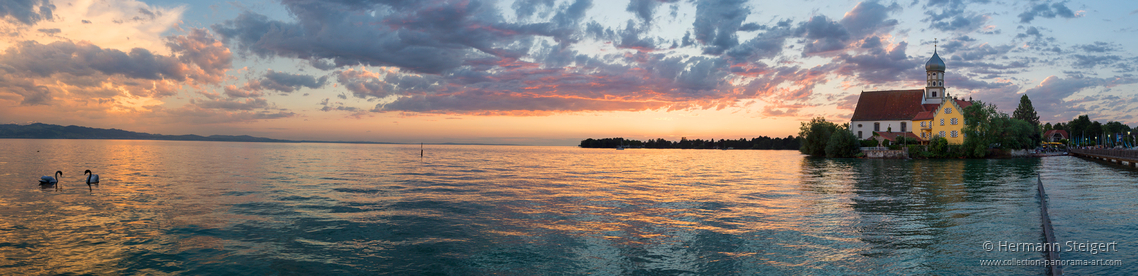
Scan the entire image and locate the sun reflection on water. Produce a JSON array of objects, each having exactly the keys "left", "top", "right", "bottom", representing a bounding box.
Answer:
[{"left": 3, "top": 140, "right": 1130, "bottom": 275}]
